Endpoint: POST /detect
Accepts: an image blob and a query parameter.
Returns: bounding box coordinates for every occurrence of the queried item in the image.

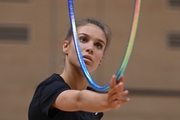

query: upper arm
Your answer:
[52,90,81,112]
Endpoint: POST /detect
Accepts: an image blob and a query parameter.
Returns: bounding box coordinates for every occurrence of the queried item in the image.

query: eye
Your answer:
[79,36,88,43]
[95,43,103,49]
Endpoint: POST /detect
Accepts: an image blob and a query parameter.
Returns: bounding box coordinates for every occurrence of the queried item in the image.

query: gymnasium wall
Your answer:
[0,0,180,120]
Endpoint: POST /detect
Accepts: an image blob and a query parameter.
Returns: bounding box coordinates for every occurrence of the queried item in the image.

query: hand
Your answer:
[107,75,130,109]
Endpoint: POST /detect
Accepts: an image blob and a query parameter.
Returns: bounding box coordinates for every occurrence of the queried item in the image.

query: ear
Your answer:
[99,57,103,66]
[63,40,69,55]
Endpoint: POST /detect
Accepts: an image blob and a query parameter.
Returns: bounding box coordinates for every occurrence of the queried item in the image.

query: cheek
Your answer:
[69,42,76,54]
[96,52,103,62]
[69,48,77,58]
[67,43,77,59]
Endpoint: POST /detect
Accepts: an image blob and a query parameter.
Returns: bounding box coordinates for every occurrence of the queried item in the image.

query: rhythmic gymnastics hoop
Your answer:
[68,0,141,92]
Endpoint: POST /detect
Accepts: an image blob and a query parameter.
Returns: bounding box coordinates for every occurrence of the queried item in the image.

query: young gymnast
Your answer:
[28,18,130,120]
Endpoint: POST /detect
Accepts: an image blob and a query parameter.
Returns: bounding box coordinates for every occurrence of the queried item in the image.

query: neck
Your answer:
[61,65,88,90]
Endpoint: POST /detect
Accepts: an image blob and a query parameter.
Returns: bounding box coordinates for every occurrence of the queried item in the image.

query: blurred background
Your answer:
[0,0,180,120]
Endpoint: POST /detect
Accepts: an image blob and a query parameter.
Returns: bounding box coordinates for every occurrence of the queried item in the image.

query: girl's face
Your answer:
[63,23,107,72]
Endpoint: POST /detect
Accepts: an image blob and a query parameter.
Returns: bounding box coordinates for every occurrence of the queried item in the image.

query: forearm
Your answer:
[77,90,110,112]
[53,75,129,112]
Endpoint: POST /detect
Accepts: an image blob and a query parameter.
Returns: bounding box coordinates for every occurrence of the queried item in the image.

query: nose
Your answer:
[86,42,94,54]
[86,48,93,54]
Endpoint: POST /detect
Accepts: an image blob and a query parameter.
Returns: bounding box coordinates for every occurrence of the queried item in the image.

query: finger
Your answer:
[109,81,123,96]
[116,81,124,94]
[115,75,125,96]
[118,98,130,104]
[110,75,117,89]
[122,90,129,96]
[112,89,129,102]
[117,75,124,84]
[108,94,119,103]
[108,75,117,97]
[114,97,130,105]
[117,90,129,98]
[110,86,125,101]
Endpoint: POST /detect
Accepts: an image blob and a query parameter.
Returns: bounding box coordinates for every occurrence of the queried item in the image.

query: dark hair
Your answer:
[65,18,112,53]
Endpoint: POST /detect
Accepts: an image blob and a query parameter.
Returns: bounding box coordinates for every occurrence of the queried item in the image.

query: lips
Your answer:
[83,55,92,62]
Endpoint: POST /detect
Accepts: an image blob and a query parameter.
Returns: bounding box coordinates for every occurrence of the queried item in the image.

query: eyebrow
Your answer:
[78,33,106,45]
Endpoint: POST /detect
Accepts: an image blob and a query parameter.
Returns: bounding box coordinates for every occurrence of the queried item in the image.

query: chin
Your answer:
[77,61,98,73]
[87,66,98,73]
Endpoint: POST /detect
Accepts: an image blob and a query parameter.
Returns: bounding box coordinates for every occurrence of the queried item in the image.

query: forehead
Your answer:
[77,24,107,43]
